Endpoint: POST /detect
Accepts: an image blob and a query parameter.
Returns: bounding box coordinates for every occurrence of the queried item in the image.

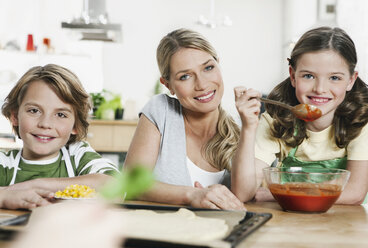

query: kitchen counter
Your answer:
[242,201,368,247]
[1,201,367,247]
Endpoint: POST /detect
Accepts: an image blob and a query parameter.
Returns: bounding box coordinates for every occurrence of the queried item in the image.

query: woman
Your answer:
[124,29,250,210]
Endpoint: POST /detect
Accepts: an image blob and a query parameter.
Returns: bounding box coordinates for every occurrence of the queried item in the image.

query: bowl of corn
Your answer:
[54,184,96,200]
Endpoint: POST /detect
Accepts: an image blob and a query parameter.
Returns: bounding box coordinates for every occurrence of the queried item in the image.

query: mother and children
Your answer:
[1,26,367,211]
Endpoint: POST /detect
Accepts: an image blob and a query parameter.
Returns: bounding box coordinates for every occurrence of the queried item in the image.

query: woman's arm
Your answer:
[125,115,191,205]
[336,160,368,205]
[124,115,245,210]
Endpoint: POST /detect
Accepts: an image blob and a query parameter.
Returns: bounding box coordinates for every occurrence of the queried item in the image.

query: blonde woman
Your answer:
[124,29,250,210]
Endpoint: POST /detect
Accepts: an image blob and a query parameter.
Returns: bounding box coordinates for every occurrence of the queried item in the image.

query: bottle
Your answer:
[26,34,35,52]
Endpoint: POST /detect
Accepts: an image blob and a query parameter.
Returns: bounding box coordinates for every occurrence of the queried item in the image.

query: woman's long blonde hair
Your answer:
[157,28,239,171]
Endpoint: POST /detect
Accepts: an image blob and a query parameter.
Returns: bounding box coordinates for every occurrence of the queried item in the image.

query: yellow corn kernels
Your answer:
[55,184,96,198]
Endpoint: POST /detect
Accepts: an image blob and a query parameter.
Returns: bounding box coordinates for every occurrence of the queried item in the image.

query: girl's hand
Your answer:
[234,87,261,130]
[189,182,247,211]
[0,188,54,210]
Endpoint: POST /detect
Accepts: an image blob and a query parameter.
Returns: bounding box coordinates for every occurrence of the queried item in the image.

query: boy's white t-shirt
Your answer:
[186,157,225,187]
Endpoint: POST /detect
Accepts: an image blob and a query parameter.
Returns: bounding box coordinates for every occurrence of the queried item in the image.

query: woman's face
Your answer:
[290,49,357,125]
[164,48,224,115]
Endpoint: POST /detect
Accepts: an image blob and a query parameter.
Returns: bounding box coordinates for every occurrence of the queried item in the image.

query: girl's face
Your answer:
[162,48,224,115]
[11,80,77,160]
[290,50,357,125]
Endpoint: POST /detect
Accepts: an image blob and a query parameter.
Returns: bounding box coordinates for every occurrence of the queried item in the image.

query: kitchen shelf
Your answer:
[86,119,137,152]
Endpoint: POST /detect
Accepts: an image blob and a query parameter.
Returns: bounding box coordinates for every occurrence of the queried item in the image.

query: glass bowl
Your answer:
[263,167,350,213]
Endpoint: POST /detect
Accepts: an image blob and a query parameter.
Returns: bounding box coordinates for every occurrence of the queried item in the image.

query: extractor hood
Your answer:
[61,0,121,42]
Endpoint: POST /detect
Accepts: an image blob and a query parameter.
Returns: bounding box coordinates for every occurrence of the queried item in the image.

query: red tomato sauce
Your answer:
[301,104,322,122]
[269,183,341,212]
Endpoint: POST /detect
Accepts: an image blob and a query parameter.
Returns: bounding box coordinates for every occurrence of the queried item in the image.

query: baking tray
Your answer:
[0,213,31,241]
[0,204,272,248]
[0,213,30,226]
[119,203,272,248]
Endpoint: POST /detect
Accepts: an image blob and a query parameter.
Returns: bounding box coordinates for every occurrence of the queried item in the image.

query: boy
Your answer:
[0,64,118,209]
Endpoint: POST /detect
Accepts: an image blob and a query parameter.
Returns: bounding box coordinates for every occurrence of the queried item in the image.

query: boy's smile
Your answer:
[11,80,77,161]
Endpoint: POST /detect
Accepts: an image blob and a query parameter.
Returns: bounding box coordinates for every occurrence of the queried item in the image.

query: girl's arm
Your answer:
[124,115,245,210]
[336,160,368,205]
[231,87,268,202]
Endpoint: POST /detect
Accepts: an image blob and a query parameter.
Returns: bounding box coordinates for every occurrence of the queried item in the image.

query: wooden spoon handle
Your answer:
[259,98,293,110]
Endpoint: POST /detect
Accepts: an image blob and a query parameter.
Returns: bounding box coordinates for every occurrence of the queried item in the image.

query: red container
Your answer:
[269,183,341,212]
[26,34,35,51]
[263,167,350,213]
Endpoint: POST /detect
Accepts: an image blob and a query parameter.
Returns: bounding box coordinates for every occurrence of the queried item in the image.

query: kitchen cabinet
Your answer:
[86,119,137,152]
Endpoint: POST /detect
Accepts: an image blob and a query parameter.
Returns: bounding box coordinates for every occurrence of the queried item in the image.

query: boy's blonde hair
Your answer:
[1,64,91,144]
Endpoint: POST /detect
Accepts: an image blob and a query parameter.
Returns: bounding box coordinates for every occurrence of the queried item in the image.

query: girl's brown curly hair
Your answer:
[266,27,368,148]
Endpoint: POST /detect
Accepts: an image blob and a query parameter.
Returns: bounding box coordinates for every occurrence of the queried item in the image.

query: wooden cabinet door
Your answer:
[113,125,137,152]
[86,120,137,152]
[87,124,114,151]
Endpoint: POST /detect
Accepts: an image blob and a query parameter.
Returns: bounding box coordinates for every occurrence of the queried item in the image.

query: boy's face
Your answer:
[11,80,77,160]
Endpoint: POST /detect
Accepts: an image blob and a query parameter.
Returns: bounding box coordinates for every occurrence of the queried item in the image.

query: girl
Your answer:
[233,26,368,205]
[0,64,119,209]
[124,29,247,210]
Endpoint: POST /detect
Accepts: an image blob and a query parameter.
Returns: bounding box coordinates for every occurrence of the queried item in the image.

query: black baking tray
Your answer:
[0,213,31,241]
[119,203,272,248]
[0,204,272,248]
[0,213,30,226]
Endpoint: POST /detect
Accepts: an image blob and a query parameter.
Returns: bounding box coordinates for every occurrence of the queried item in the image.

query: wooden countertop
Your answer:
[242,201,368,247]
[1,202,367,247]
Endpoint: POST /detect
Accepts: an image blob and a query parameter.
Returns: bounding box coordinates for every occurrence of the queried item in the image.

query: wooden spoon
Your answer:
[260,97,322,122]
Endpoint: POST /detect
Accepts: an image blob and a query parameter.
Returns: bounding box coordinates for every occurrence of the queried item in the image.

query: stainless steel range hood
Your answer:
[61,0,121,42]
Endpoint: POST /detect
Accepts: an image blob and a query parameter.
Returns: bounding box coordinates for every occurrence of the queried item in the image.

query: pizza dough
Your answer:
[119,208,229,243]
[28,203,231,248]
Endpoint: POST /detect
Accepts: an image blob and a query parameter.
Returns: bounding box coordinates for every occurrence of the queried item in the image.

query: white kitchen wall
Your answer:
[337,0,368,81]
[2,0,366,122]
[102,0,285,118]
[0,0,284,120]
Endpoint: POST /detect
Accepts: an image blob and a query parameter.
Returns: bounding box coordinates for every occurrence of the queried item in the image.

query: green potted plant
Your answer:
[90,91,106,118]
[96,91,123,120]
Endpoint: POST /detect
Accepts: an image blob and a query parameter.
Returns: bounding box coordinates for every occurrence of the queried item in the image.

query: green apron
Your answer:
[282,146,347,169]
[281,146,367,204]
